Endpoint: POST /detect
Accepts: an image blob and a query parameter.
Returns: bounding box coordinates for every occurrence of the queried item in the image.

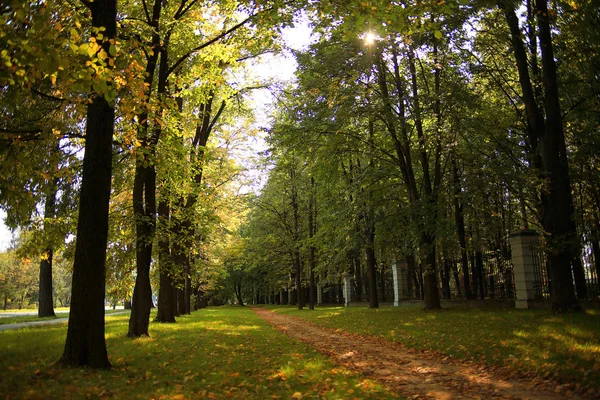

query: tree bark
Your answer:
[308,178,316,310]
[59,0,116,369]
[452,155,472,299]
[442,256,451,299]
[475,250,485,299]
[536,0,582,309]
[290,164,303,310]
[128,0,165,336]
[156,199,175,323]
[38,248,55,317]
[235,284,244,306]
[501,0,580,311]
[39,184,57,318]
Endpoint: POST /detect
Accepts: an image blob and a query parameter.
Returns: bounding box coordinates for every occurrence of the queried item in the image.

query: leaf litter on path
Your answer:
[252,307,588,400]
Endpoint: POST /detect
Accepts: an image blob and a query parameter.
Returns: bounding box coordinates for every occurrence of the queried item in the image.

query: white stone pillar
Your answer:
[392,261,409,306]
[509,230,540,309]
[343,275,353,306]
[317,283,322,305]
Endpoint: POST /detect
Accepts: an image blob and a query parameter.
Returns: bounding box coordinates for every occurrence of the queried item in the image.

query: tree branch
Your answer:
[168,14,255,76]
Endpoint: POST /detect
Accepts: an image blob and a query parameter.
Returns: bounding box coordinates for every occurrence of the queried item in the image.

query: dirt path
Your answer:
[253,307,580,400]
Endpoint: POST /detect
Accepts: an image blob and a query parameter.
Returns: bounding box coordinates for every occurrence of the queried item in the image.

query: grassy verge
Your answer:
[266,305,600,391]
[0,309,126,325]
[0,307,395,399]
[0,313,69,325]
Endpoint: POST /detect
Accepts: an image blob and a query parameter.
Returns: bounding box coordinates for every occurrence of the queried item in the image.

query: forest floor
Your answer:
[253,306,592,400]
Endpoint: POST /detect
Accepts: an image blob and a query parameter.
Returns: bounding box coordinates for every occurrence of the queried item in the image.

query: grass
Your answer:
[0,307,395,399]
[265,305,600,392]
[0,309,126,325]
[0,313,69,325]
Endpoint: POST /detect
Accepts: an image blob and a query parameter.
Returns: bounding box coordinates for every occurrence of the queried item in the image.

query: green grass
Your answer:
[0,307,395,399]
[265,305,600,391]
[0,309,126,325]
[0,313,69,325]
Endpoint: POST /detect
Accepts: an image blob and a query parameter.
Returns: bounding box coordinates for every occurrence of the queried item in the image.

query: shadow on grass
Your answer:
[268,304,600,392]
[1,306,396,399]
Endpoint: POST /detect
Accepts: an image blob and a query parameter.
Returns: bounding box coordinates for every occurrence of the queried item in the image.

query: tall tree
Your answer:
[499,0,581,310]
[60,0,117,368]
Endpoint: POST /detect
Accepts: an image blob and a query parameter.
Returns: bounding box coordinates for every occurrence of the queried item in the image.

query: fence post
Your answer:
[343,275,353,307]
[509,230,540,309]
[392,260,409,306]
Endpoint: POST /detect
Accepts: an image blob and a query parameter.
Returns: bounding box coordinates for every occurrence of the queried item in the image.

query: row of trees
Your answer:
[229,0,599,311]
[1,0,296,368]
[1,0,598,369]
[0,247,72,310]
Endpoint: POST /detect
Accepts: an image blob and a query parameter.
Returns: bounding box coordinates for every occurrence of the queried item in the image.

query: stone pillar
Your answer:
[317,283,322,305]
[509,230,540,309]
[343,275,353,307]
[392,261,409,306]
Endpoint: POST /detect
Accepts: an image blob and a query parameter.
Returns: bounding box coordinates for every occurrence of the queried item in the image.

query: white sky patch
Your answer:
[0,210,13,252]
[236,17,314,195]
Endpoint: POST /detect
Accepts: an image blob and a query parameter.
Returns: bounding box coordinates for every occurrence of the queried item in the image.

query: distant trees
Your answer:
[237,0,600,311]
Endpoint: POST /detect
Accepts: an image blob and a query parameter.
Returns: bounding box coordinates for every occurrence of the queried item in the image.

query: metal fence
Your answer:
[581,242,600,299]
[530,242,551,299]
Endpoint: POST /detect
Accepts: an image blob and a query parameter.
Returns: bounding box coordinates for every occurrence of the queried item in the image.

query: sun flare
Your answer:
[364,31,379,45]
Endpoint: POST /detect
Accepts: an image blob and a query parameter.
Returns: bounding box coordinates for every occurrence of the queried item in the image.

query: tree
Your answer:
[498,0,582,310]
[60,0,117,368]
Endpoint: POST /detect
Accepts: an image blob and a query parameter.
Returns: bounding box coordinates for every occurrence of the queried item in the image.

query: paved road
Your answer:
[0,306,125,318]
[0,310,130,332]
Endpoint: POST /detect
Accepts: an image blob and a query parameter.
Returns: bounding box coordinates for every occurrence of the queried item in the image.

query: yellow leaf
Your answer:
[292,393,303,399]
[98,48,108,61]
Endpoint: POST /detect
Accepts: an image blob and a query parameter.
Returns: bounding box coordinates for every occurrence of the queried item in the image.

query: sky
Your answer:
[0,18,315,253]
[0,210,12,251]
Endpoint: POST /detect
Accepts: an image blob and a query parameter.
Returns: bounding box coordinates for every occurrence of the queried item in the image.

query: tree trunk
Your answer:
[127,0,163,337]
[423,242,441,309]
[185,266,191,314]
[308,177,316,310]
[235,284,244,306]
[171,286,181,317]
[475,250,485,299]
[60,0,116,369]
[39,182,57,318]
[366,238,379,308]
[156,200,175,323]
[291,165,303,310]
[196,289,202,309]
[177,287,186,315]
[452,156,472,299]
[536,0,581,310]
[501,0,580,311]
[38,248,55,318]
[353,256,363,301]
[442,256,451,299]
[128,164,154,337]
[451,260,462,298]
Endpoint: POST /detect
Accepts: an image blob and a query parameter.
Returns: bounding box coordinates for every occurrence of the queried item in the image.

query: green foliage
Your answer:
[0,250,37,309]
